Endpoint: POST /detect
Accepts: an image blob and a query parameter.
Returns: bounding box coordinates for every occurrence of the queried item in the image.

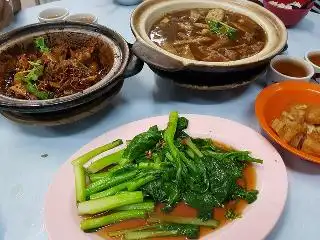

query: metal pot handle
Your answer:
[132,40,185,72]
[280,43,288,54]
[123,43,144,78]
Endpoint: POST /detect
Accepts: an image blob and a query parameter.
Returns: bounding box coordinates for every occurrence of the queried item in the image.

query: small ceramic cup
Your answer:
[305,50,320,74]
[65,13,98,24]
[38,7,69,22]
[115,0,142,6]
[266,55,315,84]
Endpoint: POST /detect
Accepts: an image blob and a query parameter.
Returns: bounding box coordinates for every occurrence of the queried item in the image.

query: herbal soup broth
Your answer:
[149,8,266,62]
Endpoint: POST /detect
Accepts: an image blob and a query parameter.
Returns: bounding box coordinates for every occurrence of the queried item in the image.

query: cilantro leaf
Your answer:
[34,37,50,53]
[207,20,237,40]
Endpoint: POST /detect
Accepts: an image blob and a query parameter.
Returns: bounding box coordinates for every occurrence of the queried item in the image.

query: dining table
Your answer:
[0,0,320,239]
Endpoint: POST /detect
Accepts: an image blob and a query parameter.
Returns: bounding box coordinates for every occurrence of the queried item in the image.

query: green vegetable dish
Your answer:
[72,111,263,239]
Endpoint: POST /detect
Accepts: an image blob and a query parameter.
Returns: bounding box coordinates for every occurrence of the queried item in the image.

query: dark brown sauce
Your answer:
[309,53,320,67]
[96,140,257,240]
[273,60,308,78]
[0,35,113,100]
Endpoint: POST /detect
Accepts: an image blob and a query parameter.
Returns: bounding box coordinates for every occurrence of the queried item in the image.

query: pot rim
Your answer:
[0,22,130,109]
[131,0,288,68]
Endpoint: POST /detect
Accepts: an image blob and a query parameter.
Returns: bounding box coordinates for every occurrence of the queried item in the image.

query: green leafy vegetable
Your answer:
[25,83,52,100]
[175,116,189,138]
[121,125,162,164]
[14,60,52,99]
[14,71,26,82]
[230,185,258,203]
[208,20,237,40]
[158,224,199,239]
[34,37,50,53]
[73,111,263,236]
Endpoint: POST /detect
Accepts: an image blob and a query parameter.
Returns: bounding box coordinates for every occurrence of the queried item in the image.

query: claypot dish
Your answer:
[131,0,287,89]
[0,22,143,113]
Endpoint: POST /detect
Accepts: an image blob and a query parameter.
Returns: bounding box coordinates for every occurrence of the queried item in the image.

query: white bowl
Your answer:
[65,13,98,24]
[305,50,320,74]
[266,55,315,84]
[38,7,69,22]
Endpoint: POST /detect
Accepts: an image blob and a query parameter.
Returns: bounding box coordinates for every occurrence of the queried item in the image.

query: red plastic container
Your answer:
[263,0,314,27]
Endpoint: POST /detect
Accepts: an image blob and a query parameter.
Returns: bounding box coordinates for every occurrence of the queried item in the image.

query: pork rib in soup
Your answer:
[149,8,266,62]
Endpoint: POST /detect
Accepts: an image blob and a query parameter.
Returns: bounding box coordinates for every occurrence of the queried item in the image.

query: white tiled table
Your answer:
[1,1,320,239]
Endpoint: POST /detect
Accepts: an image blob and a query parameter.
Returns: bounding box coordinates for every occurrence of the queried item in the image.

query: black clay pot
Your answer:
[130,0,288,90]
[0,22,143,113]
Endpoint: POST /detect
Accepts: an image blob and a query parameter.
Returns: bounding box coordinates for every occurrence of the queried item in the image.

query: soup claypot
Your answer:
[131,0,287,89]
[0,22,143,113]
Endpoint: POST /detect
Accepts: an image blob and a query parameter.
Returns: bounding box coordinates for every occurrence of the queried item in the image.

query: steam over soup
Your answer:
[149,8,267,62]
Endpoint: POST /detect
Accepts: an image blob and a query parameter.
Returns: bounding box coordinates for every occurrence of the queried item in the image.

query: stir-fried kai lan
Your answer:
[72,111,263,239]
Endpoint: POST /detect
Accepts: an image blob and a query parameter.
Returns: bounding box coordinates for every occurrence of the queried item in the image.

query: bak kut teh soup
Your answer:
[273,60,309,78]
[149,8,267,62]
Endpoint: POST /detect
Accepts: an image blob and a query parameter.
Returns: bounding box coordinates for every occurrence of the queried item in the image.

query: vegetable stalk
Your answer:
[74,165,87,203]
[89,165,122,182]
[89,182,128,200]
[148,215,219,227]
[127,175,157,191]
[72,139,123,166]
[113,201,155,212]
[80,210,146,231]
[86,149,124,173]
[125,230,178,240]
[85,169,138,196]
[108,224,160,237]
[78,191,143,215]
[184,138,203,158]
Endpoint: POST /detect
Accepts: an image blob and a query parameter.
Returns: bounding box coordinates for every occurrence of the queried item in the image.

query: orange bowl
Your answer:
[255,81,320,164]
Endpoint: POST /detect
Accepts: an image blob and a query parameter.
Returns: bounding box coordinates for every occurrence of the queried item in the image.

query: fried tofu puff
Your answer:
[301,131,320,156]
[305,105,320,125]
[271,104,320,156]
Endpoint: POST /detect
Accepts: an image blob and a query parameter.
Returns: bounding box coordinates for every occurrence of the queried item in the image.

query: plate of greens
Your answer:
[45,112,287,240]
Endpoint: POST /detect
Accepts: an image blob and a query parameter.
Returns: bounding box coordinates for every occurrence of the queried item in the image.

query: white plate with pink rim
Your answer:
[44,114,288,240]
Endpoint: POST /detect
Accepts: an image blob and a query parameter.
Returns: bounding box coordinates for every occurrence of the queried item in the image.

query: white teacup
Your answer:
[65,13,98,24]
[266,55,315,84]
[305,50,320,74]
[38,7,69,22]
